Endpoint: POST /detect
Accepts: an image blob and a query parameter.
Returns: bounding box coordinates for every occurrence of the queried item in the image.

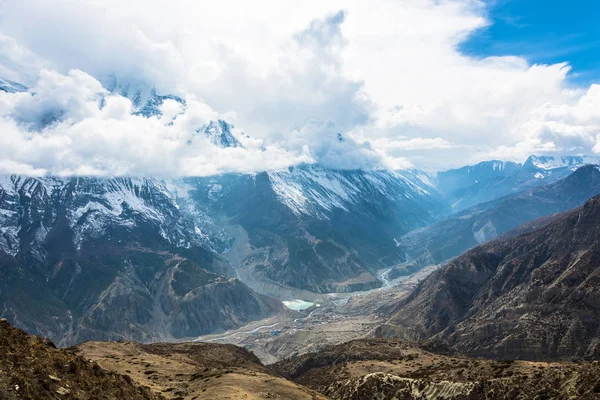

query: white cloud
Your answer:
[9,69,107,128]
[0,159,47,176]
[0,33,47,84]
[369,137,458,151]
[0,70,313,177]
[285,120,384,170]
[468,84,600,163]
[0,0,598,174]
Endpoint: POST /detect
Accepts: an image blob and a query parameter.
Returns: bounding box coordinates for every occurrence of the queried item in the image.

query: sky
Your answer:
[460,0,600,85]
[0,0,599,176]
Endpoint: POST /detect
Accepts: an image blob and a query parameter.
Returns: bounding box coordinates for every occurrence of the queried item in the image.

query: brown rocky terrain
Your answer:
[74,340,327,400]
[0,319,162,400]
[0,317,325,400]
[386,193,600,361]
[5,317,600,400]
[272,338,600,400]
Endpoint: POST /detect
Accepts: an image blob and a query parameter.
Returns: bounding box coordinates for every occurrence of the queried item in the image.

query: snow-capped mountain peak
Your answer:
[200,120,242,148]
[100,75,186,118]
[0,175,231,258]
[134,90,185,118]
[524,155,600,171]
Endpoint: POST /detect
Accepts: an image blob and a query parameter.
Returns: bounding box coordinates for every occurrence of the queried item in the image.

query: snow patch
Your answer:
[473,220,497,243]
[268,166,434,218]
[527,155,600,171]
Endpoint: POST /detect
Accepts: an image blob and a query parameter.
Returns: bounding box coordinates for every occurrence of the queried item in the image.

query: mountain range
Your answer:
[437,155,600,212]
[0,163,449,345]
[392,164,600,273]
[3,78,600,399]
[385,193,600,361]
[2,156,597,346]
[3,77,600,349]
[0,175,282,346]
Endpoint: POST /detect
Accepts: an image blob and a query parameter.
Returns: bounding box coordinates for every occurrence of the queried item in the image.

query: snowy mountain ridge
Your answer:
[3,152,594,260]
[0,175,231,260]
[95,79,245,149]
[435,154,600,212]
[267,165,436,218]
[200,120,243,148]
[523,155,600,171]
[0,166,439,258]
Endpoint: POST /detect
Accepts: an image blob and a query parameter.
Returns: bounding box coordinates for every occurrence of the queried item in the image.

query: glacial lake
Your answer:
[282,299,314,310]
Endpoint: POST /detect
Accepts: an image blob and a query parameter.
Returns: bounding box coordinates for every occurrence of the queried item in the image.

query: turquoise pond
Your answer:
[282,300,314,311]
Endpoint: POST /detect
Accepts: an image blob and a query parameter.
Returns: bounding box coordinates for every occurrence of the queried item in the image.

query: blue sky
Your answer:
[460,0,600,86]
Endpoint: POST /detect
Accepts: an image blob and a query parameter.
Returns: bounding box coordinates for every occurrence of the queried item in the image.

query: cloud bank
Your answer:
[0,0,599,175]
[0,69,311,176]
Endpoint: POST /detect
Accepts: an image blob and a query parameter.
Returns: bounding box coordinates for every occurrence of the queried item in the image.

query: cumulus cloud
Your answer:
[7,69,107,129]
[0,0,598,174]
[0,70,312,177]
[285,120,384,170]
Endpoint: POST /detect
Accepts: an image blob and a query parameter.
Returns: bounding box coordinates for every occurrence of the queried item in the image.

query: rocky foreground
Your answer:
[2,319,600,399]
[0,319,161,400]
[273,339,600,399]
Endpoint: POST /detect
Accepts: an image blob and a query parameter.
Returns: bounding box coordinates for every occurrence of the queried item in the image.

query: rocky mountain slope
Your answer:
[272,338,600,400]
[0,319,162,400]
[190,166,449,294]
[0,176,281,346]
[436,160,522,196]
[387,193,600,361]
[0,163,448,345]
[393,164,600,271]
[0,318,325,400]
[437,155,599,212]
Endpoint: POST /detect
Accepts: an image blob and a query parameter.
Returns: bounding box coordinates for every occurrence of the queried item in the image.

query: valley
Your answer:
[1,154,599,351]
[193,264,441,363]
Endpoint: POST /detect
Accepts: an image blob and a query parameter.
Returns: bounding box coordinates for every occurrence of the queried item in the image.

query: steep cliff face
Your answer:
[0,176,280,346]
[393,165,600,270]
[387,194,600,361]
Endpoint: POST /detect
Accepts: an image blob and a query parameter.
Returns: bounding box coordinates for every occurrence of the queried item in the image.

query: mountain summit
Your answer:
[200,120,243,148]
